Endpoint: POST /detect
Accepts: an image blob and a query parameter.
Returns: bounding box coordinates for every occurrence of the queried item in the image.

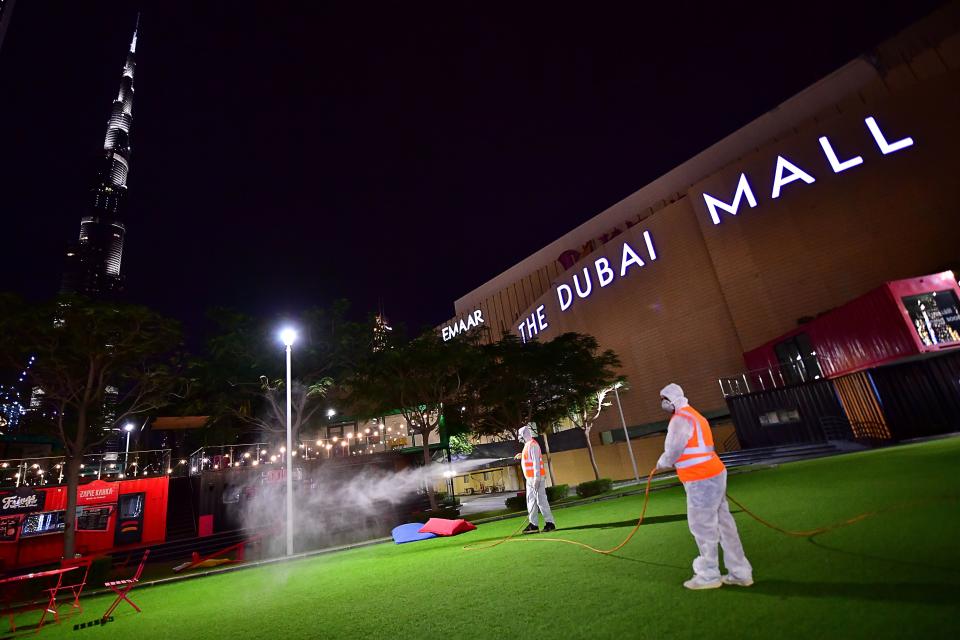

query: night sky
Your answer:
[0,1,946,338]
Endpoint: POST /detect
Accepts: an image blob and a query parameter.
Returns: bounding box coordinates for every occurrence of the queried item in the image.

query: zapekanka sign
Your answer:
[77,480,119,506]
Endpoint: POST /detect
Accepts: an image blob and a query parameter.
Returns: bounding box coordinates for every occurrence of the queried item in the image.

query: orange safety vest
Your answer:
[522,440,546,479]
[674,406,725,483]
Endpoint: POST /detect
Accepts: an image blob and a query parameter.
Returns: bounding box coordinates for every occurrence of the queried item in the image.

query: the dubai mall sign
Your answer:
[513,115,914,343]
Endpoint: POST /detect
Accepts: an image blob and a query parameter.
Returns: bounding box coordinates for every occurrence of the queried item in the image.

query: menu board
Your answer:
[20,510,66,537]
[76,505,114,532]
[0,515,21,542]
[902,290,960,346]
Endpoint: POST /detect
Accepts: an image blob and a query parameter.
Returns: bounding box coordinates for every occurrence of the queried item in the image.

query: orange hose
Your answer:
[464,468,658,554]
[463,466,938,555]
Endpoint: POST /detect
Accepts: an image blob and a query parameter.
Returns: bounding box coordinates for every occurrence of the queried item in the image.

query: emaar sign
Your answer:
[702,116,914,225]
[441,309,484,341]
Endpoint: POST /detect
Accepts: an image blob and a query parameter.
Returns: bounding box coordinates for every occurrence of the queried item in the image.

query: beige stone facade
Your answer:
[446,5,960,437]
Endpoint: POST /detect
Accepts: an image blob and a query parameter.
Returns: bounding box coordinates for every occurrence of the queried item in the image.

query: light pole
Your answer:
[279,327,297,556]
[612,383,640,483]
[124,422,135,474]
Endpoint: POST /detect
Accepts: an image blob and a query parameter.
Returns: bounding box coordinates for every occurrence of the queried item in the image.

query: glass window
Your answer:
[774,332,822,385]
[901,290,960,346]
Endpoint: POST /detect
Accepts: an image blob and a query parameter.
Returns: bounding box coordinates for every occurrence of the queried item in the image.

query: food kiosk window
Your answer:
[21,510,66,537]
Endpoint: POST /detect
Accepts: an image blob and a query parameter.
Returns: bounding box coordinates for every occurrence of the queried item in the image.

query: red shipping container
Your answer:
[744,271,960,379]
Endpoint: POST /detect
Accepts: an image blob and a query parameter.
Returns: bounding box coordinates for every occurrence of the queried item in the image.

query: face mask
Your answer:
[661,399,674,412]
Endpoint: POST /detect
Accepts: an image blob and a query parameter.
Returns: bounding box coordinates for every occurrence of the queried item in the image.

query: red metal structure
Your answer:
[0,476,168,571]
[744,272,960,380]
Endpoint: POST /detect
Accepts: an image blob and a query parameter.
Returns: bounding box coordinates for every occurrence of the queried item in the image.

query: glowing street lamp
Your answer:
[124,422,135,471]
[611,382,640,483]
[279,326,297,556]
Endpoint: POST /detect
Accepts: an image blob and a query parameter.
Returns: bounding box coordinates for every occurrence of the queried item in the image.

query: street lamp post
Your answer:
[612,384,640,483]
[280,328,297,556]
[123,423,135,474]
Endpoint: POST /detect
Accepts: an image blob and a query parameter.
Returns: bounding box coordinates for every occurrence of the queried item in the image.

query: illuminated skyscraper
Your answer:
[61,17,139,298]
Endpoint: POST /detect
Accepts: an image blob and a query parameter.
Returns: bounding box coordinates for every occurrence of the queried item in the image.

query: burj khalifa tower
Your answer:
[61,17,140,298]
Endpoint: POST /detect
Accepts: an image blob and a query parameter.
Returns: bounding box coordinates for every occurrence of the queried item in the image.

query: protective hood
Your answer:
[518,425,534,443]
[659,383,689,409]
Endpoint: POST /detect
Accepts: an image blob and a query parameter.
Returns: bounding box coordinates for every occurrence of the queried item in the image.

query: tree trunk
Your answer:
[62,454,83,559]
[421,430,437,510]
[583,425,601,481]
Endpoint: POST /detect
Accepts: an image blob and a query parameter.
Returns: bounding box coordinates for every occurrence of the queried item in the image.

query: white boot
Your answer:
[721,574,754,587]
[683,576,722,590]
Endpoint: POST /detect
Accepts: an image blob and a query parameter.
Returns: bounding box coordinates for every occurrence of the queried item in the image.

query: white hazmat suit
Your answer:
[657,383,753,590]
[518,425,555,532]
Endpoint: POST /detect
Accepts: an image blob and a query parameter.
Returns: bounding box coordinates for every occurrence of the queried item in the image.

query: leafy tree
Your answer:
[544,333,622,481]
[345,331,474,509]
[466,335,551,442]
[186,303,370,442]
[0,295,183,558]
[447,433,474,459]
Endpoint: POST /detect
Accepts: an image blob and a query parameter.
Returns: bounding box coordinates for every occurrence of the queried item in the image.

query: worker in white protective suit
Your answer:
[656,383,753,590]
[514,425,556,534]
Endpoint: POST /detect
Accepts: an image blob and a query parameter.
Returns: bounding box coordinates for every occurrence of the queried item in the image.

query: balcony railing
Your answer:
[718,355,827,398]
[0,449,175,490]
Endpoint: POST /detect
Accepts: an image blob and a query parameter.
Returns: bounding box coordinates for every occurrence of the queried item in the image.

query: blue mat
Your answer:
[392,522,437,544]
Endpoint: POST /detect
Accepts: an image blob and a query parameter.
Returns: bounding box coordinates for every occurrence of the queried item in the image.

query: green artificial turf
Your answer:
[29,438,960,639]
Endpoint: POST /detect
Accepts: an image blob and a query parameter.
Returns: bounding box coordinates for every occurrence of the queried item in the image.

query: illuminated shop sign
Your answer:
[519,231,658,343]
[702,116,914,225]
[441,309,485,341]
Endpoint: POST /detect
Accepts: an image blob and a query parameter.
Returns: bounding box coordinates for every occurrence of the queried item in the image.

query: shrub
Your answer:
[576,478,613,498]
[504,494,526,511]
[545,484,569,502]
[432,506,461,519]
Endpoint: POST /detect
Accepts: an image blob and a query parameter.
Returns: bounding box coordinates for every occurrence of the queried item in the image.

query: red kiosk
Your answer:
[0,477,169,570]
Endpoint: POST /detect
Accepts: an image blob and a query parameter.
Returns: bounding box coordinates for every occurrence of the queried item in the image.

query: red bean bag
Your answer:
[418,518,477,536]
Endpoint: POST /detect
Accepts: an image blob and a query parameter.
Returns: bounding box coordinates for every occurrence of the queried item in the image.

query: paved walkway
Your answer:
[458,492,512,515]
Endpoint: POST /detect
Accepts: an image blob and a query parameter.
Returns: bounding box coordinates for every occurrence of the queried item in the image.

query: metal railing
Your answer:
[718,355,827,398]
[0,449,174,489]
[186,433,415,476]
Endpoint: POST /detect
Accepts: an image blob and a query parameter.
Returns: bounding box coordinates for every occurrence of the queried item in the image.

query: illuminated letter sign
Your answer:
[441,309,484,341]
[865,116,913,154]
[553,230,658,315]
[557,284,573,311]
[518,305,549,343]
[703,173,758,225]
[704,115,914,225]
[770,156,815,199]
[818,136,862,173]
[595,258,614,287]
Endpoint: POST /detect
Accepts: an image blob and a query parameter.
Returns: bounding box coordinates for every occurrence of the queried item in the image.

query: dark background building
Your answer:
[0,0,14,54]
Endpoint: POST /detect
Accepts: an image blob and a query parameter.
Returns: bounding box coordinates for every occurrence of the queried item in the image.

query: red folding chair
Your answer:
[101,549,149,621]
[47,556,94,614]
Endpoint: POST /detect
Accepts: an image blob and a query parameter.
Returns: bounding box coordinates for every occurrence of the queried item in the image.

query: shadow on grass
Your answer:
[807,537,960,576]
[558,513,687,531]
[749,579,960,605]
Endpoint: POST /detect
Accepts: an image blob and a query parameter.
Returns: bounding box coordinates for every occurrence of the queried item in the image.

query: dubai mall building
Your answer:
[442,4,960,448]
